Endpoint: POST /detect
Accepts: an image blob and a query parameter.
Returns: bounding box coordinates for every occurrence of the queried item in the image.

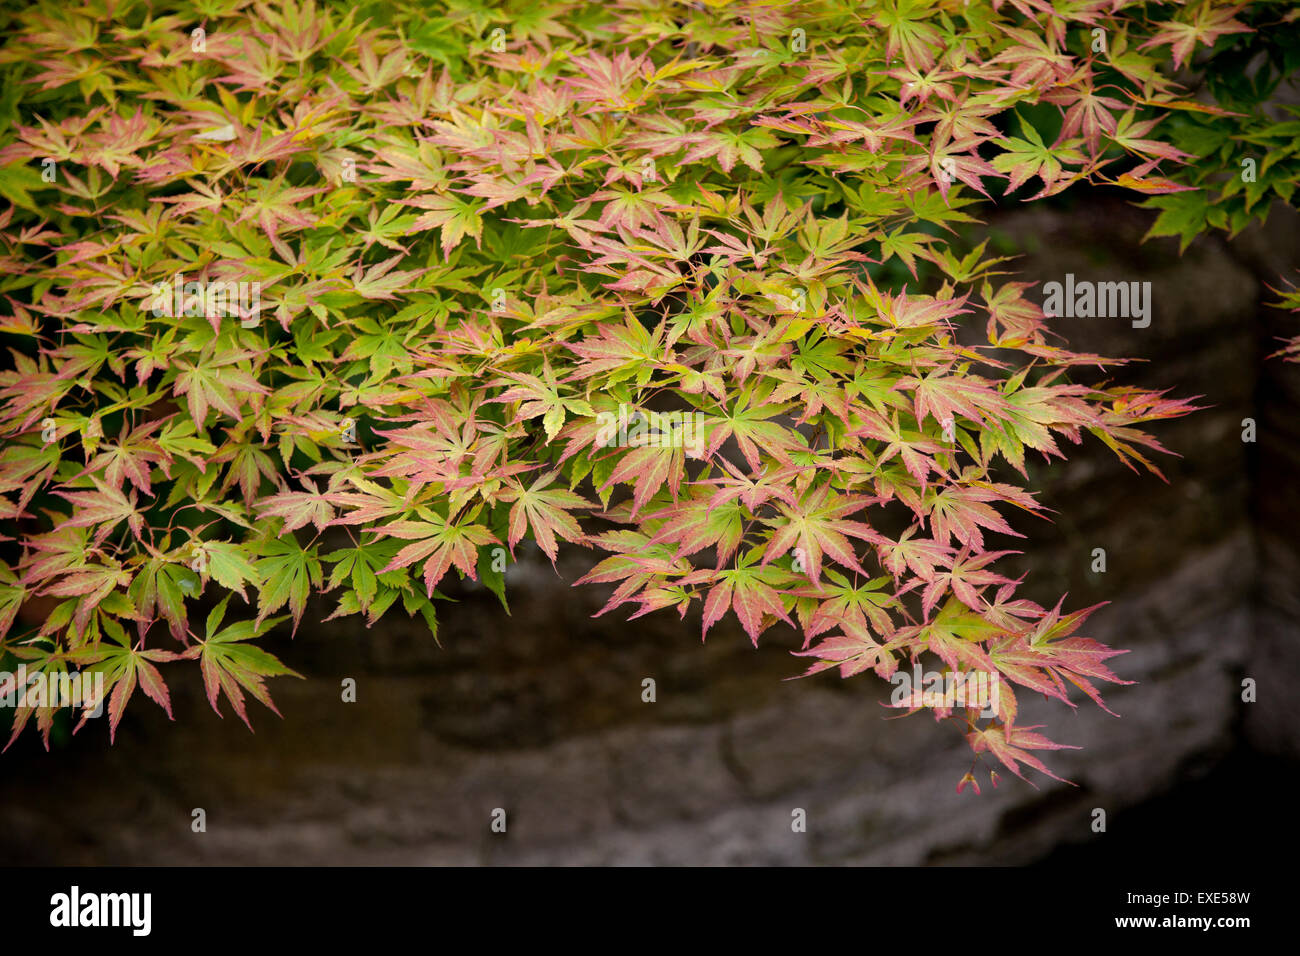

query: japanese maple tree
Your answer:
[0,0,1297,788]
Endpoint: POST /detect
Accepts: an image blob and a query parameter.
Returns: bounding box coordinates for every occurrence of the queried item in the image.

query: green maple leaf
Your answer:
[199,540,262,600]
[990,121,1085,197]
[1141,191,1212,252]
[323,538,406,614]
[254,536,322,631]
[128,559,200,640]
[187,596,302,729]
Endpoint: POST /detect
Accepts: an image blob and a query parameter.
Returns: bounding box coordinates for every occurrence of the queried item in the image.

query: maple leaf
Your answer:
[254,537,322,631]
[996,597,1133,713]
[574,529,692,619]
[990,122,1086,198]
[66,617,182,741]
[53,479,144,543]
[681,126,780,173]
[234,178,324,255]
[921,548,1017,618]
[982,280,1047,346]
[257,484,337,534]
[598,443,689,516]
[1046,84,1125,155]
[873,0,943,71]
[1109,110,1195,165]
[705,391,802,471]
[492,365,594,441]
[342,36,411,92]
[925,483,1029,551]
[879,527,953,582]
[566,314,663,383]
[195,540,262,601]
[128,558,199,641]
[185,597,302,730]
[83,421,164,495]
[645,490,746,567]
[693,552,796,645]
[1140,5,1252,70]
[794,621,899,679]
[794,569,900,646]
[322,538,406,617]
[323,477,415,526]
[901,369,1010,431]
[967,723,1079,787]
[173,355,270,427]
[400,192,485,257]
[908,598,1000,676]
[351,253,425,300]
[498,471,592,562]
[761,485,885,586]
[563,50,648,109]
[877,226,936,277]
[374,512,498,596]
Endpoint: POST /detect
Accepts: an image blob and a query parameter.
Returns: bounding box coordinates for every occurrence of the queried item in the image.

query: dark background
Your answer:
[0,190,1297,867]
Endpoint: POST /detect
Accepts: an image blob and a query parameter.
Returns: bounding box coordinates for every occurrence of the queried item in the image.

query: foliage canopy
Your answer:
[0,0,1297,786]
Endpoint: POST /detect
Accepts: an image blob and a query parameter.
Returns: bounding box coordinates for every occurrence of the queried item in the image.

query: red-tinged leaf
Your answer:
[879,528,953,582]
[761,485,885,585]
[374,514,497,596]
[67,621,183,741]
[794,623,897,680]
[925,484,1026,551]
[172,359,269,427]
[1139,6,1252,70]
[599,443,684,516]
[499,471,591,561]
[645,492,746,567]
[256,487,336,534]
[1113,172,1198,195]
[967,723,1079,788]
[698,560,795,645]
[53,480,143,543]
[400,193,484,257]
[351,252,424,299]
